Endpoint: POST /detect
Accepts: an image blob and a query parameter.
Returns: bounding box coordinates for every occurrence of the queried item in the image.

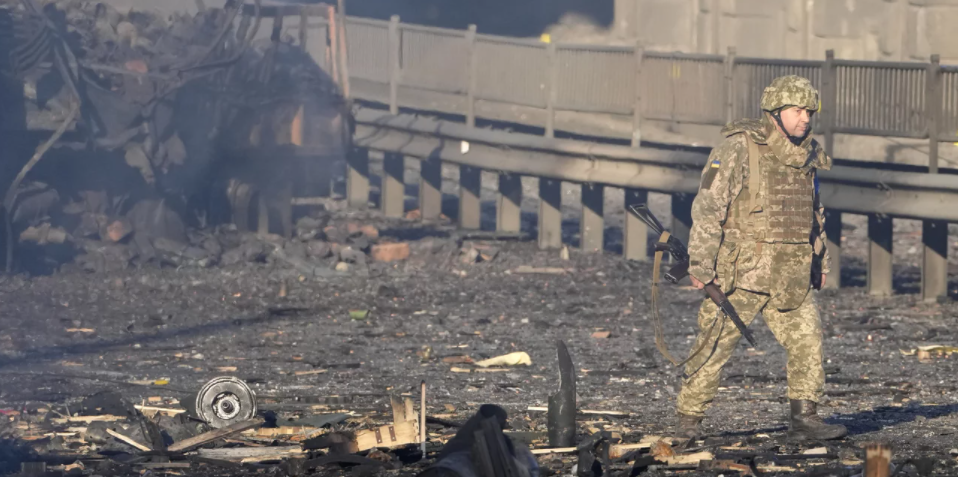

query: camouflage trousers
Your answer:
[676,288,824,417]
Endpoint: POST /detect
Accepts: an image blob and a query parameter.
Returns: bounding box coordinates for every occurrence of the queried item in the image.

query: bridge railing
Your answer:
[329,15,958,159]
[288,12,957,301]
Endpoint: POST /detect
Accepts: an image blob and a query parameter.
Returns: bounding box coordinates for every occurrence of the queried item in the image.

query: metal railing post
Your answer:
[465,24,478,127]
[388,15,400,114]
[823,209,842,290]
[632,41,644,147]
[822,49,836,157]
[546,42,557,138]
[724,46,736,123]
[922,54,947,302]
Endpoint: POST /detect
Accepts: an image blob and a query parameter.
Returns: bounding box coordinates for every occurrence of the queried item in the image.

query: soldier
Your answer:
[674,75,847,441]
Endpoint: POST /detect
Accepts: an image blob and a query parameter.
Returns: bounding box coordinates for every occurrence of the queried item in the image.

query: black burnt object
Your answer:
[576,431,615,477]
[418,404,540,477]
[547,339,576,448]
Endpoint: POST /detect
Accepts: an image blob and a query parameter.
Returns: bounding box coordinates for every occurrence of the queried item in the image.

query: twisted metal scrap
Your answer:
[4,102,79,272]
[0,0,262,271]
[13,0,83,118]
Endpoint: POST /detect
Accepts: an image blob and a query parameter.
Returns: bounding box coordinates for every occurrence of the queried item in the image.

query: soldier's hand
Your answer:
[821,274,827,288]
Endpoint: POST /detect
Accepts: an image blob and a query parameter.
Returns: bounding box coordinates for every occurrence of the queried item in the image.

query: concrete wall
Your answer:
[614,0,958,62]
[99,0,958,62]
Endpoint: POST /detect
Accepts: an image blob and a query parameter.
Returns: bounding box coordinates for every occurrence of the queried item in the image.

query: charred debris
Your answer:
[0,1,942,476]
[0,339,916,477]
[0,0,349,275]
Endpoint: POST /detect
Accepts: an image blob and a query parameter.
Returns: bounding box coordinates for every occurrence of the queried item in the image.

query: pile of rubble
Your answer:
[0,348,897,477]
[0,0,348,274]
[23,197,413,274]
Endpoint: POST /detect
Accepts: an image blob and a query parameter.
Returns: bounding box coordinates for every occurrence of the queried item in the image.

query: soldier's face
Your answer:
[779,107,811,137]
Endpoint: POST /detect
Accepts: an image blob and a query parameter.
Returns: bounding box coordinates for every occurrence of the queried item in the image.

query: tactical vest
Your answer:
[723,135,815,244]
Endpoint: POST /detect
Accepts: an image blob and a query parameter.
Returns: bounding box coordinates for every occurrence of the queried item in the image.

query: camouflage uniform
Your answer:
[675,76,846,441]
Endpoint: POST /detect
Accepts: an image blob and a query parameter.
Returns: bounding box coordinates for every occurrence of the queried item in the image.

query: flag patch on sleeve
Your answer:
[701,160,720,189]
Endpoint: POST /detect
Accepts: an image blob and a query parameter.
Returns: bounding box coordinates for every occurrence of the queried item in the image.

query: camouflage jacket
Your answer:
[687,118,831,306]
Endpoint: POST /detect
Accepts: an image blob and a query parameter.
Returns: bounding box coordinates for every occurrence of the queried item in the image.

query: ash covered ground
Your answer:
[1,164,958,476]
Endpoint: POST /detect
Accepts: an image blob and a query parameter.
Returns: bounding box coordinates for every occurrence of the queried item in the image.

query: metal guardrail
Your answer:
[346,106,957,300]
[353,107,958,222]
[347,108,958,300]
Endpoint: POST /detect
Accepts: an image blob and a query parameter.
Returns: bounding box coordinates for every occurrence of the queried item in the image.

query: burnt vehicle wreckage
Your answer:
[0,0,349,274]
[0,1,957,477]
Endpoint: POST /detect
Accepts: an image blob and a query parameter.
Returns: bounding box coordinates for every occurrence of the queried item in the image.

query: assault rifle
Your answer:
[628,204,758,347]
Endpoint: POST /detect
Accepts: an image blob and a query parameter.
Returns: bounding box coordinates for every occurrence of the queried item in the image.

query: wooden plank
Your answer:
[106,428,151,452]
[168,418,265,453]
[529,436,677,458]
[661,451,714,466]
[354,420,419,451]
[198,446,305,460]
[608,436,678,459]
[243,426,319,438]
[134,405,186,415]
[530,447,576,455]
[52,415,124,424]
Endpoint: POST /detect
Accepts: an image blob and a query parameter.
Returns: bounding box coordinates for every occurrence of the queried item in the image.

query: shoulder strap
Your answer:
[744,135,763,214]
[651,231,718,368]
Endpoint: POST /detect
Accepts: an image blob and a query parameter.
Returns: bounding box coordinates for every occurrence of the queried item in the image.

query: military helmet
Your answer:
[760,75,820,112]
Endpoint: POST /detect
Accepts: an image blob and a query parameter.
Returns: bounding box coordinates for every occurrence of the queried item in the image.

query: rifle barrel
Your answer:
[628,204,665,235]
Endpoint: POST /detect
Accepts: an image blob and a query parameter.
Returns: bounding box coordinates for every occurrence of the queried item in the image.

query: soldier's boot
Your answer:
[675,413,704,439]
[787,399,847,441]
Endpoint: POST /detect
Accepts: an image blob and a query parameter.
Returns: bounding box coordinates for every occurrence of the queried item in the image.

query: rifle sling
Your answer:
[651,231,719,368]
